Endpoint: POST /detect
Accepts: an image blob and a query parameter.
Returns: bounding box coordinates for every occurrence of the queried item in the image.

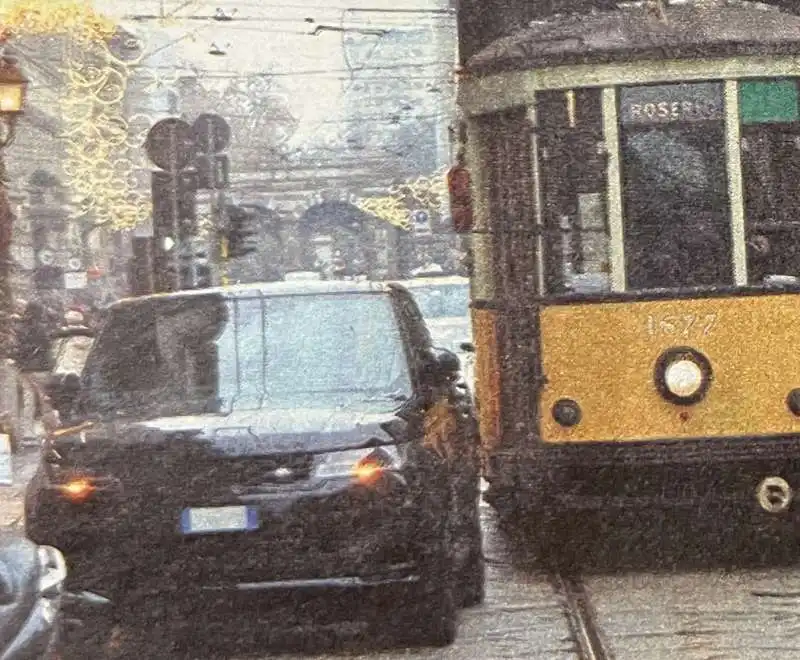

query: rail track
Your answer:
[554,573,612,660]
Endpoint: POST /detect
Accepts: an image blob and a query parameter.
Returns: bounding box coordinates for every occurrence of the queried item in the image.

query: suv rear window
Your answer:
[82,292,412,416]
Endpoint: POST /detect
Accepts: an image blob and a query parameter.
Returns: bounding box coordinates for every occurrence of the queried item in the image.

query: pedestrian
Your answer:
[13,301,53,373]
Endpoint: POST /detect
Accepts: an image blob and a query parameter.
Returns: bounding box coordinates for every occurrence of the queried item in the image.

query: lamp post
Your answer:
[0,54,28,357]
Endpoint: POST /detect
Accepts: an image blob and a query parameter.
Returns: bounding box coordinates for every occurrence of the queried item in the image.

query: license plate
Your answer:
[180,506,259,535]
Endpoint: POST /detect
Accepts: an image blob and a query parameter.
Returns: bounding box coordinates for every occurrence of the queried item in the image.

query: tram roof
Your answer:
[466,2,800,77]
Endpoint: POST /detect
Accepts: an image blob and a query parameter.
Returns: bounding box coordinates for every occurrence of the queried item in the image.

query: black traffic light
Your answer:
[178,239,213,290]
[152,170,199,292]
[224,204,259,258]
[196,154,230,190]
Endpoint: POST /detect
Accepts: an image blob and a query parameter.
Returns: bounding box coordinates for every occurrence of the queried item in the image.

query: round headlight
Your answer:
[654,347,712,406]
[664,359,703,398]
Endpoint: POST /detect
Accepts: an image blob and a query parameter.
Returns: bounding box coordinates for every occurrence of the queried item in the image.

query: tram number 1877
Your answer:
[645,313,718,338]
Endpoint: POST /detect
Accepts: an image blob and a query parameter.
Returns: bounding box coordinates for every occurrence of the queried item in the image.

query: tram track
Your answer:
[554,573,613,660]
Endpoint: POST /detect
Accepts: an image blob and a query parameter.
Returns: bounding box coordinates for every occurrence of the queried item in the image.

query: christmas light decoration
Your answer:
[356,168,449,231]
[0,1,189,230]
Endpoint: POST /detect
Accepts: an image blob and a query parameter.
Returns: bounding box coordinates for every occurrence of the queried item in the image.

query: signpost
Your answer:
[140,113,232,293]
[145,118,199,293]
[193,113,231,154]
[619,82,724,125]
[145,118,196,172]
[192,113,231,285]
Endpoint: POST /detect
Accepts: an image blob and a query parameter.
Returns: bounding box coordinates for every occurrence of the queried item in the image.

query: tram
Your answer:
[448,0,800,531]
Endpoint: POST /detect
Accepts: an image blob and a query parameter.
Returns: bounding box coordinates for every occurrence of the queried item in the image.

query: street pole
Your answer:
[192,114,231,288]
[212,189,230,286]
[0,55,28,357]
[0,154,14,357]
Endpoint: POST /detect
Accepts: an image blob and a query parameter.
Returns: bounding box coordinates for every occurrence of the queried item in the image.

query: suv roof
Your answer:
[111,280,394,310]
[393,276,469,289]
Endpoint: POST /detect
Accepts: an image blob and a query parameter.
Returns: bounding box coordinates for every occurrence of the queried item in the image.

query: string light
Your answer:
[0,0,160,230]
[356,168,449,231]
[0,1,449,235]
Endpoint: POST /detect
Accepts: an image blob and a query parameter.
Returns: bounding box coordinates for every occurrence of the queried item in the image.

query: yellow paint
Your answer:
[51,420,94,438]
[472,308,501,453]
[566,89,576,127]
[423,397,458,461]
[539,294,800,443]
[219,236,230,286]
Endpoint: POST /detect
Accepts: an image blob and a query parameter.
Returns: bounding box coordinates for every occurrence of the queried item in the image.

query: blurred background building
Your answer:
[5,0,462,307]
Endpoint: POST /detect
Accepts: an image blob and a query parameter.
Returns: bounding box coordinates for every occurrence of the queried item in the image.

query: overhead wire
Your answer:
[4,0,455,233]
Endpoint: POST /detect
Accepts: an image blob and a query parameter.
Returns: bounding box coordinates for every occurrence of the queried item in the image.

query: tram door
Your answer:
[536,90,609,294]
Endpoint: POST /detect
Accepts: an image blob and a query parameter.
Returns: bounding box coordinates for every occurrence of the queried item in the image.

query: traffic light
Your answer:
[178,239,212,290]
[224,204,259,258]
[196,154,230,190]
[152,170,199,292]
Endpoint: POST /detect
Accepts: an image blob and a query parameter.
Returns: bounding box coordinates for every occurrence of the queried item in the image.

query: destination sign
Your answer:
[619,82,724,125]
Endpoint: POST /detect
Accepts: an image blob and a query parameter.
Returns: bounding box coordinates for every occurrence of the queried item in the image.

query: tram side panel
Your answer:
[537,294,800,444]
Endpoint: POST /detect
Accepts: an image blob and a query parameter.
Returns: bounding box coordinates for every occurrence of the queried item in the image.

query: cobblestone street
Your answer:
[0,448,37,528]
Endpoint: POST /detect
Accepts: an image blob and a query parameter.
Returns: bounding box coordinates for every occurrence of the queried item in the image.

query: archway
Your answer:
[298,201,390,279]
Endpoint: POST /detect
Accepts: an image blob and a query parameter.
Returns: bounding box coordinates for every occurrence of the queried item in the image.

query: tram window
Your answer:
[739,78,800,284]
[536,88,611,295]
[619,81,733,290]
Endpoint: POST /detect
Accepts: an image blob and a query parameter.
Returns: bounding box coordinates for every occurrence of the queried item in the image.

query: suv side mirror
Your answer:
[420,347,462,387]
[435,348,461,376]
[459,341,475,353]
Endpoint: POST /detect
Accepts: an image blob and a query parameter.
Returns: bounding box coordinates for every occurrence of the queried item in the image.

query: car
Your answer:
[24,279,484,655]
[0,532,67,659]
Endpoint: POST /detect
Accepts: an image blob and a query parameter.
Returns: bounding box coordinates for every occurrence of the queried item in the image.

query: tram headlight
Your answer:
[664,360,703,397]
[654,348,712,405]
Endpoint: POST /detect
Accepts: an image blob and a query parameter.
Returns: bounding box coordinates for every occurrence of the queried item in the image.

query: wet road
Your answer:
[245,506,800,660]
[259,502,578,660]
[586,568,800,659]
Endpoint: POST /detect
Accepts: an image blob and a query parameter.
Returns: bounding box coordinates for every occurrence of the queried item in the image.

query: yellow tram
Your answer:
[448,1,800,529]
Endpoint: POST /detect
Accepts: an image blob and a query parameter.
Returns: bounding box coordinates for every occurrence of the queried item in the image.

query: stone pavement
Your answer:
[0,448,39,529]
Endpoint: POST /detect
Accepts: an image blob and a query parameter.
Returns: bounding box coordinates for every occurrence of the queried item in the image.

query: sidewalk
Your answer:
[0,447,39,529]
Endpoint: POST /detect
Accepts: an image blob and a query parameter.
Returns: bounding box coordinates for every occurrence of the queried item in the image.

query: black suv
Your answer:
[25,280,483,655]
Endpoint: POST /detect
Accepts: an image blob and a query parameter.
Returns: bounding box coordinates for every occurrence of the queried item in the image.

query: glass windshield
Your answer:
[217,293,411,409]
[409,283,469,319]
[81,292,411,416]
[619,82,733,289]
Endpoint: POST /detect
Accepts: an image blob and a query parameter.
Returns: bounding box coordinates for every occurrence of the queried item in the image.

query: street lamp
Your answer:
[0,54,28,357]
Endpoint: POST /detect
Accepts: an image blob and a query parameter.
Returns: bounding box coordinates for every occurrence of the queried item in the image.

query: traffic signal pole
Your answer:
[214,191,230,286]
[141,114,231,294]
[194,113,232,288]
